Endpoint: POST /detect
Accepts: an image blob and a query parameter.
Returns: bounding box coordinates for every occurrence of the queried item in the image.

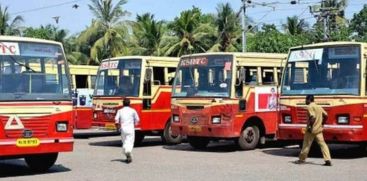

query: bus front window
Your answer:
[0,42,71,101]
[282,46,361,95]
[94,59,141,97]
[172,55,233,98]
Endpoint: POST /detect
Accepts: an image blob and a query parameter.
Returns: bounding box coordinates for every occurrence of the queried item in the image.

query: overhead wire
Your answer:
[10,0,85,16]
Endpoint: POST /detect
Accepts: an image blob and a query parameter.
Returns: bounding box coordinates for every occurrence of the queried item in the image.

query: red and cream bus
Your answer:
[69,65,98,129]
[0,36,73,171]
[278,42,367,147]
[92,56,181,144]
[171,52,286,150]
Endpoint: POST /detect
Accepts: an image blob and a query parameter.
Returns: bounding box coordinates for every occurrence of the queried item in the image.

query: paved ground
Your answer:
[1,133,367,181]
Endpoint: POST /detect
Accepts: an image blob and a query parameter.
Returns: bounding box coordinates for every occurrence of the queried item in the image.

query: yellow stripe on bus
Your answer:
[141,109,171,113]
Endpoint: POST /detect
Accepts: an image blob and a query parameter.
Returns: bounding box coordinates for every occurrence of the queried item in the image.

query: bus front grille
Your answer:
[296,108,308,123]
[2,117,49,138]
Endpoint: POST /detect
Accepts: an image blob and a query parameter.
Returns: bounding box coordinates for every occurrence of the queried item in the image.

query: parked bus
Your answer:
[69,65,98,129]
[0,36,73,171]
[171,52,287,150]
[92,56,181,144]
[278,42,367,147]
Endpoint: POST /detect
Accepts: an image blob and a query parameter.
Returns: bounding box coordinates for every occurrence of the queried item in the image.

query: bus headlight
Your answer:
[56,122,68,132]
[337,115,349,124]
[212,116,221,124]
[93,112,98,119]
[172,115,180,123]
[284,115,292,123]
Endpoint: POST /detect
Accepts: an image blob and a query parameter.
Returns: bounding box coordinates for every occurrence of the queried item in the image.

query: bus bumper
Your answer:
[278,124,365,142]
[172,124,238,138]
[0,137,74,157]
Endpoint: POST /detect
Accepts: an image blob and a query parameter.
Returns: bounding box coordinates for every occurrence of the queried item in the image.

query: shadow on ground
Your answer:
[262,144,367,159]
[74,131,120,139]
[88,136,164,148]
[164,140,292,153]
[0,159,70,178]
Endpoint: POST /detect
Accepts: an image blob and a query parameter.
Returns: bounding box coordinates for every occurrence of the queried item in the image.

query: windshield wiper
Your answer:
[8,56,37,73]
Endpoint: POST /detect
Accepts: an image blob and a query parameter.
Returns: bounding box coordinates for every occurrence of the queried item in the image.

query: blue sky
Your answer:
[1,0,365,35]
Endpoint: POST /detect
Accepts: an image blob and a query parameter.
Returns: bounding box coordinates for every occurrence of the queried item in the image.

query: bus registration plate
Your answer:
[16,138,40,147]
[188,125,202,132]
[105,123,116,130]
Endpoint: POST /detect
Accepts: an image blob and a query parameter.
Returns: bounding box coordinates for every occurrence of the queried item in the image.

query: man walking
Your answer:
[295,95,332,166]
[115,98,140,163]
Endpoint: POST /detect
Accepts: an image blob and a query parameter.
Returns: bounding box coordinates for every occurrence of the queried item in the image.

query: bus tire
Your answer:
[238,125,260,150]
[134,131,145,146]
[162,121,182,145]
[25,153,58,172]
[188,136,209,149]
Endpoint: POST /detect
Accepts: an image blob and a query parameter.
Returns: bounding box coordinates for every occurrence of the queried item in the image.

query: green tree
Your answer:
[283,16,308,35]
[132,13,164,56]
[349,5,367,40]
[23,24,67,43]
[248,24,310,53]
[78,0,129,63]
[209,3,241,52]
[0,5,23,36]
[163,7,215,57]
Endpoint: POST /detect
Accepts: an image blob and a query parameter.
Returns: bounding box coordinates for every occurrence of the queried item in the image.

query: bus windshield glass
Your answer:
[172,55,233,98]
[282,45,361,95]
[0,41,71,101]
[94,59,141,97]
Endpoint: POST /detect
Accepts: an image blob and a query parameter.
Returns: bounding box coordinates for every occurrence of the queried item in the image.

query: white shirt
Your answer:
[114,106,140,130]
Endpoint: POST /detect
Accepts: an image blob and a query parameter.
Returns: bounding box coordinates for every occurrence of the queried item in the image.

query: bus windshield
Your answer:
[0,41,71,101]
[172,55,233,98]
[94,59,141,97]
[282,45,361,95]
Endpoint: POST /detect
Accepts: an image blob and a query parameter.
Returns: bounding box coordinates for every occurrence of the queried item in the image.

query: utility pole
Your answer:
[310,0,343,42]
[241,0,247,52]
[238,0,277,53]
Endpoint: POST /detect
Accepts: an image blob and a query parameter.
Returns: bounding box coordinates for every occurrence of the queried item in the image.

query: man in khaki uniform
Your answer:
[295,95,332,166]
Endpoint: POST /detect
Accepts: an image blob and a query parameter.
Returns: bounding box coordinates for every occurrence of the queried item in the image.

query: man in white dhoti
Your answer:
[115,98,140,163]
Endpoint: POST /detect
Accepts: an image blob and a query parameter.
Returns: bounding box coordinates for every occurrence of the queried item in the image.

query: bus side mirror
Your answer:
[239,99,246,111]
[143,99,151,110]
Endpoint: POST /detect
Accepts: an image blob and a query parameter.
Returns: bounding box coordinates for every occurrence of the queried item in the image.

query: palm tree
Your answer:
[209,3,241,52]
[132,13,164,56]
[164,7,215,57]
[283,16,309,35]
[0,5,23,36]
[78,0,129,63]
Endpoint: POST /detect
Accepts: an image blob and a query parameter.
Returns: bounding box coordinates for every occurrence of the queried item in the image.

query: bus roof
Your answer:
[100,56,179,63]
[290,41,367,50]
[180,52,287,59]
[0,36,63,46]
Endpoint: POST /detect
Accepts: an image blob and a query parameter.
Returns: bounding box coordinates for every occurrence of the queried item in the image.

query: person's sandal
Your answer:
[323,160,332,166]
[294,160,305,164]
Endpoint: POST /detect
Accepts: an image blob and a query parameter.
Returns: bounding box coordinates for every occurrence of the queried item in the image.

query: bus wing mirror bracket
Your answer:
[238,67,246,85]
[145,68,152,82]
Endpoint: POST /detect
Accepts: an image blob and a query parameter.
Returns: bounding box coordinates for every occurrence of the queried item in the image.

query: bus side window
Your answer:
[153,67,165,85]
[244,67,257,85]
[262,68,275,85]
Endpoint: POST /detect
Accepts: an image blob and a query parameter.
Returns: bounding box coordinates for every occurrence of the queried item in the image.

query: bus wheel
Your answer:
[25,153,58,172]
[134,131,145,146]
[238,125,260,150]
[162,121,182,145]
[188,136,209,149]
